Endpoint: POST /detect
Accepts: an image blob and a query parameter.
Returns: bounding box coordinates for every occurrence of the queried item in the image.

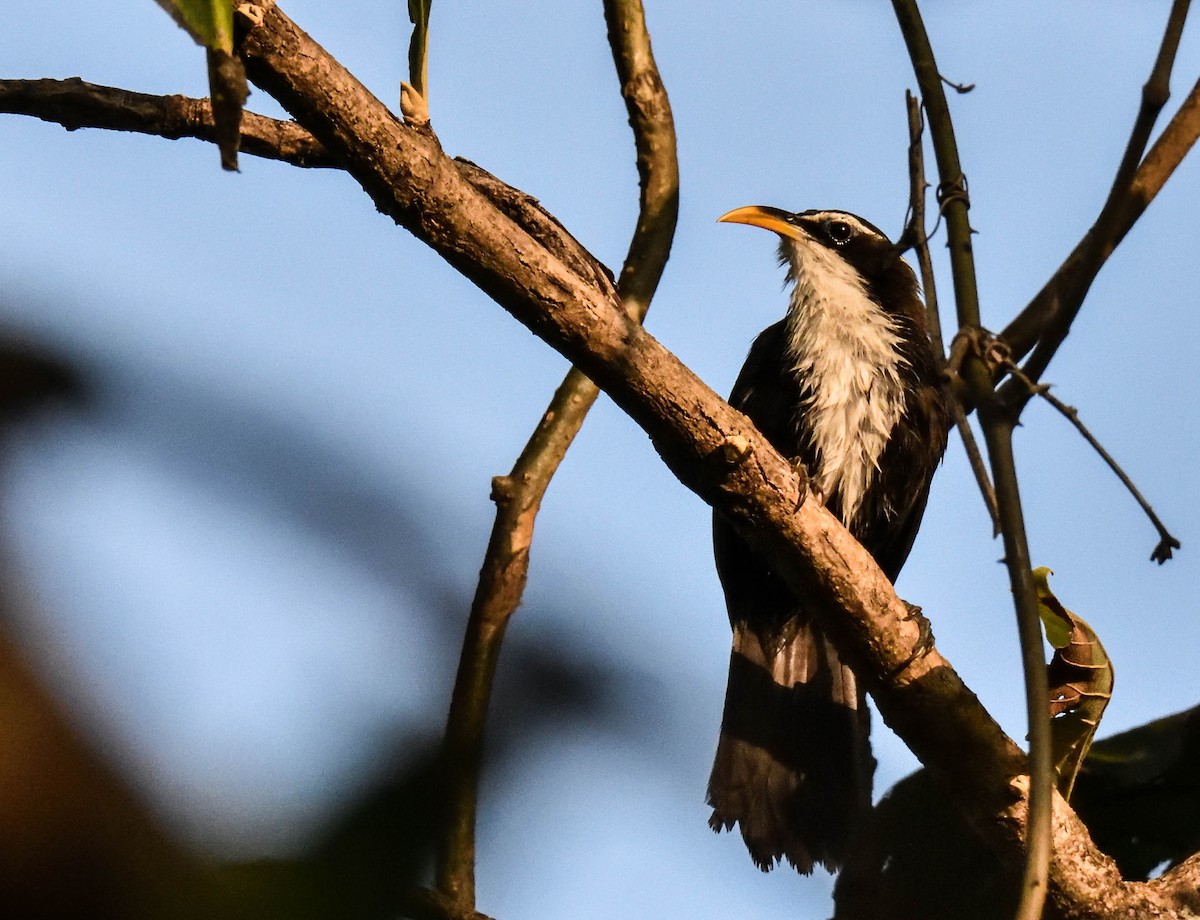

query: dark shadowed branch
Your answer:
[890,0,980,330]
[898,90,998,533]
[891,6,1051,917]
[432,0,678,913]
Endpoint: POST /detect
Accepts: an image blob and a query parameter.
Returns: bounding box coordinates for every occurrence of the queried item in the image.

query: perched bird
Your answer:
[708,206,949,873]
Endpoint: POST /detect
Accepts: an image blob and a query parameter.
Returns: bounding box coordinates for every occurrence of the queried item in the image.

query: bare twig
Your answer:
[890,0,980,330]
[899,94,941,351]
[940,73,975,94]
[1004,364,1180,564]
[1001,0,1194,383]
[0,78,614,293]
[432,0,678,912]
[0,76,336,167]
[899,92,999,533]
[890,6,1050,918]
[977,403,1052,920]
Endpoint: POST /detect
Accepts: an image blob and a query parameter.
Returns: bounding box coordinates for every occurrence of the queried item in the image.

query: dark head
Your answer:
[717,206,920,320]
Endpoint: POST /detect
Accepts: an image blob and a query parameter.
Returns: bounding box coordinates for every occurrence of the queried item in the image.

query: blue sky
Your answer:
[2,2,1199,917]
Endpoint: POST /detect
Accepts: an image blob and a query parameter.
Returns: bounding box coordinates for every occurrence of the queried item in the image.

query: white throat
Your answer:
[783,236,909,526]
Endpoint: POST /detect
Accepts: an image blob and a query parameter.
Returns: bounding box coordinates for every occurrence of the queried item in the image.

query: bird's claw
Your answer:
[789,455,813,513]
[887,601,936,679]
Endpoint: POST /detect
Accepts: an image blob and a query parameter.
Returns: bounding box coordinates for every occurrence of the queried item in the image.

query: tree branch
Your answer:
[0,76,337,167]
[1000,0,1195,384]
[891,0,981,330]
[892,6,1051,918]
[1004,363,1180,564]
[977,404,1052,920]
[898,90,999,533]
[7,2,1199,912]
[229,4,1200,913]
[432,0,677,912]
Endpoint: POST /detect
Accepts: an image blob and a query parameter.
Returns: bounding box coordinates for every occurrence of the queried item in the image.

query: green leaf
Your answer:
[154,0,234,53]
[1033,567,1114,800]
[1032,566,1071,648]
[155,1,244,169]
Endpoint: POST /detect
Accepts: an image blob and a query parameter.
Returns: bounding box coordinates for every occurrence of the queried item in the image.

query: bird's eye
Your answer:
[826,220,853,245]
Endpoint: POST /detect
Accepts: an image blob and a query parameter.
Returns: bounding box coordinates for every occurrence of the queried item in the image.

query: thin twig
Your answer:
[978,403,1053,920]
[899,91,999,532]
[1001,0,1193,382]
[940,73,975,94]
[899,93,942,352]
[1004,364,1180,564]
[890,0,981,330]
[432,0,678,912]
[891,5,1050,918]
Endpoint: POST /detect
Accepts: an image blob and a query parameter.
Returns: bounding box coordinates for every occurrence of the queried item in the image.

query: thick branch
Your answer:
[229,5,1200,914]
[232,0,975,748]
[1008,75,1200,392]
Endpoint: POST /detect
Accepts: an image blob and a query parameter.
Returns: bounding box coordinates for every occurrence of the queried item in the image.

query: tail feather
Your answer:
[707,621,874,873]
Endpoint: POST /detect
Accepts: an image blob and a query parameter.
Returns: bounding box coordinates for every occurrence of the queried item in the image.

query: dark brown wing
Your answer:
[853,314,949,581]
[708,320,873,873]
[712,321,810,631]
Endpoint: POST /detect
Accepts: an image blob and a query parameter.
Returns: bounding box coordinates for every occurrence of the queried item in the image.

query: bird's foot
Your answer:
[887,601,936,679]
[788,456,813,513]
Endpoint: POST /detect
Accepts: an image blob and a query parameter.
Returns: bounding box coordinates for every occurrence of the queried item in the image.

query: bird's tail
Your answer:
[706,620,874,873]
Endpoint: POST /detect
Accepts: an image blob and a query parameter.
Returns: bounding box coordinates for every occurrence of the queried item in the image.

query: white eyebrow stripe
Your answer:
[800,211,885,242]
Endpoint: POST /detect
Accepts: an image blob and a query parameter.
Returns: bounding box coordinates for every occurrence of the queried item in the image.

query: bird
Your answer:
[707,205,950,874]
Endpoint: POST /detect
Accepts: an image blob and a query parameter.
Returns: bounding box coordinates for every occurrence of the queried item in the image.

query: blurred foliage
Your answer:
[0,337,1193,918]
[152,0,245,168]
[0,330,640,919]
[152,0,233,52]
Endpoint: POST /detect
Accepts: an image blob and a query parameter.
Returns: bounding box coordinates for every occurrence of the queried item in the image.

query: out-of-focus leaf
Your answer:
[206,47,249,171]
[154,0,234,52]
[154,1,245,169]
[1033,567,1114,800]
